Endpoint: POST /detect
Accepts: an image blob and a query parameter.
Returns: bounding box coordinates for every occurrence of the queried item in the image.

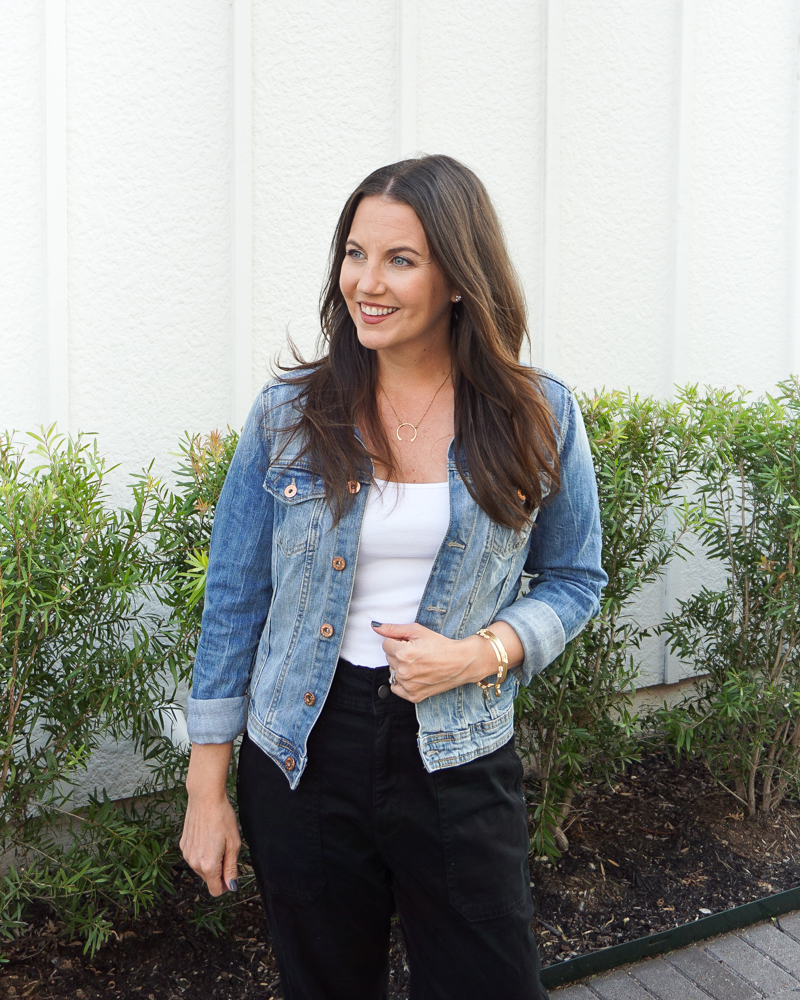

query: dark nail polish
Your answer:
[371,621,382,627]
[228,878,239,892]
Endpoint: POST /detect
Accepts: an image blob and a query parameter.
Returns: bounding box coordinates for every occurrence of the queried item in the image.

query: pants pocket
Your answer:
[436,738,530,922]
[237,731,327,901]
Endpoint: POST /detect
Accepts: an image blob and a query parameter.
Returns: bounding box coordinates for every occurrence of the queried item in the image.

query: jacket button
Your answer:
[284,756,295,771]
[347,480,361,494]
[332,556,346,571]
[284,483,297,498]
[303,691,316,706]
[320,623,334,638]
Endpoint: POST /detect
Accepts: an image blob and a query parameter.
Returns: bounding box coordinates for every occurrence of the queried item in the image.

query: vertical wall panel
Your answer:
[687,1,795,390]
[251,0,397,387]
[540,0,563,372]
[45,0,69,431]
[66,1,232,489]
[397,0,418,160]
[416,1,545,359]
[789,1,800,377]
[557,0,676,397]
[231,0,254,431]
[0,4,46,433]
[669,0,696,393]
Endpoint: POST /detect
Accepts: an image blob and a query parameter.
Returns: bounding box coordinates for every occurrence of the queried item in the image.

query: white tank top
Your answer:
[339,479,450,668]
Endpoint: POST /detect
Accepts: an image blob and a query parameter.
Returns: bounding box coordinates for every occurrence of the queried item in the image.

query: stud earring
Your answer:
[454,294,462,302]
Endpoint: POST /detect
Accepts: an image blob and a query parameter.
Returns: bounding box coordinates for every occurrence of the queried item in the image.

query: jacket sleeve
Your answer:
[186,392,274,743]
[494,390,607,686]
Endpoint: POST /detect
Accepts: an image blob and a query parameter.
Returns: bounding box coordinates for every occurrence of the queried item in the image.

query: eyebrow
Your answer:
[346,239,422,257]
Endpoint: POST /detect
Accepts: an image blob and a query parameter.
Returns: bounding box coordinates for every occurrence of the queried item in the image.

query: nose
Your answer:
[357,260,386,297]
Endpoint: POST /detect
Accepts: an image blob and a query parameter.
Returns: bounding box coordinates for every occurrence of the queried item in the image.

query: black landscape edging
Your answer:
[539,884,800,990]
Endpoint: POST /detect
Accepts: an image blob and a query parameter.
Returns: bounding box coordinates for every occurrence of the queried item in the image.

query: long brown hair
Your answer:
[277,154,560,530]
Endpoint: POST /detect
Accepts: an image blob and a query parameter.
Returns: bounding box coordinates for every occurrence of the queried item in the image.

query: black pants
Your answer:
[237,659,549,1000]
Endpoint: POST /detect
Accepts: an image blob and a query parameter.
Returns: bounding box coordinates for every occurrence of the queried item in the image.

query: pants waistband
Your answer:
[327,658,416,715]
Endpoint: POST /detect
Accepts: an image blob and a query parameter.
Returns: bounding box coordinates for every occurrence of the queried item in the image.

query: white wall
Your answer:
[5,1,799,438]
[1,3,46,430]
[687,1,796,386]
[252,1,398,377]
[557,0,677,395]
[2,0,800,794]
[66,1,233,478]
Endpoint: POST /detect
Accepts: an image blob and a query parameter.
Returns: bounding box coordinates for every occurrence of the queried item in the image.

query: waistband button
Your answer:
[377,684,391,699]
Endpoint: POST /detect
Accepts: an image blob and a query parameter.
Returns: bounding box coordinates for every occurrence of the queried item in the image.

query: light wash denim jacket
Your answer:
[187,368,606,788]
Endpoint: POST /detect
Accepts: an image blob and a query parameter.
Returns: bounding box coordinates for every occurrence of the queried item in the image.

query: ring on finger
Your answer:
[389,670,397,685]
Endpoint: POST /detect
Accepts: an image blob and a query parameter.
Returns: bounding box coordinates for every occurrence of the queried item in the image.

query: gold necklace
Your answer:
[381,370,452,442]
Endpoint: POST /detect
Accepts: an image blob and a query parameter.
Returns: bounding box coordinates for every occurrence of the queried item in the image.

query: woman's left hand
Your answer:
[371,621,523,703]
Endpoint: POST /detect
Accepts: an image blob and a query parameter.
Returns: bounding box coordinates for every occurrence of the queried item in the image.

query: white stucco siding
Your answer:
[557,0,677,398]
[252,0,398,381]
[416,0,545,352]
[66,1,233,486]
[6,0,799,447]
[687,1,795,389]
[0,4,46,433]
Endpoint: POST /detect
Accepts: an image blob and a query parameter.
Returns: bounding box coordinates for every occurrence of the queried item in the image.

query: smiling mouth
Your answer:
[359,303,399,317]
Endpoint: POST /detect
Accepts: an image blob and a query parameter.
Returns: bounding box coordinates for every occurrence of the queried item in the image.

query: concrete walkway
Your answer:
[552,912,800,1000]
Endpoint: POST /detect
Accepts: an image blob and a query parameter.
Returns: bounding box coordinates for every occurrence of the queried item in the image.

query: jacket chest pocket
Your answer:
[263,464,327,557]
[490,511,537,558]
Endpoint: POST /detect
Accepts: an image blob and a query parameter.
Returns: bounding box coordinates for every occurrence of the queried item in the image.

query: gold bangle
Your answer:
[475,628,509,700]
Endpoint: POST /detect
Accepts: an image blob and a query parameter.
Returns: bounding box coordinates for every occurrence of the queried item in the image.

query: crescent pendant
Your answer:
[396,422,418,443]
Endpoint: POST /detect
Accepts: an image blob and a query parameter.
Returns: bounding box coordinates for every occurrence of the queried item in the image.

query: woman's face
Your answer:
[339,196,457,357]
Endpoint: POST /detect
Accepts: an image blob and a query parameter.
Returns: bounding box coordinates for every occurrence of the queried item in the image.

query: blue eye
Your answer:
[392,256,411,267]
[346,248,364,260]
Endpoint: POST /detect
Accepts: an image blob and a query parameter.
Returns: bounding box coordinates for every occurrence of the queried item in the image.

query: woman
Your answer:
[180,155,606,1000]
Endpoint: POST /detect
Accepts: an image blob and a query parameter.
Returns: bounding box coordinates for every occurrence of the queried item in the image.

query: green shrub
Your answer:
[656,380,800,817]
[0,427,239,956]
[152,428,239,630]
[515,389,707,857]
[0,429,186,953]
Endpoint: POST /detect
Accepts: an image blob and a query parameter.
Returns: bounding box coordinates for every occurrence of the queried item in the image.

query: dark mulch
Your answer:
[530,752,800,967]
[0,889,284,1000]
[2,752,799,999]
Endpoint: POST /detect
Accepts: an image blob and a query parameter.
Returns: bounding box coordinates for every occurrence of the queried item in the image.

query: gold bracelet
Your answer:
[475,628,509,700]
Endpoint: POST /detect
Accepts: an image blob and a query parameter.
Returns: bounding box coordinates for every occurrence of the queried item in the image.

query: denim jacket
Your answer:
[187,368,606,788]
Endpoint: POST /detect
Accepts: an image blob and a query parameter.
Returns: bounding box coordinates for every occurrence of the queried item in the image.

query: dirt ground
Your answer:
[530,752,800,966]
[2,752,798,999]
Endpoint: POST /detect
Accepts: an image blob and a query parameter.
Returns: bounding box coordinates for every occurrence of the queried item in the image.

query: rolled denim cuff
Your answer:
[186,693,248,744]
[493,598,566,686]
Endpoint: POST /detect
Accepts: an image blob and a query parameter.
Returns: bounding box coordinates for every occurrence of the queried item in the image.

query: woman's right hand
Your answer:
[180,742,241,897]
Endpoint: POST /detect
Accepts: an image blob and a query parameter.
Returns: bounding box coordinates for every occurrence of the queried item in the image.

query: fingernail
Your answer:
[228,878,239,892]
[371,621,382,627]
